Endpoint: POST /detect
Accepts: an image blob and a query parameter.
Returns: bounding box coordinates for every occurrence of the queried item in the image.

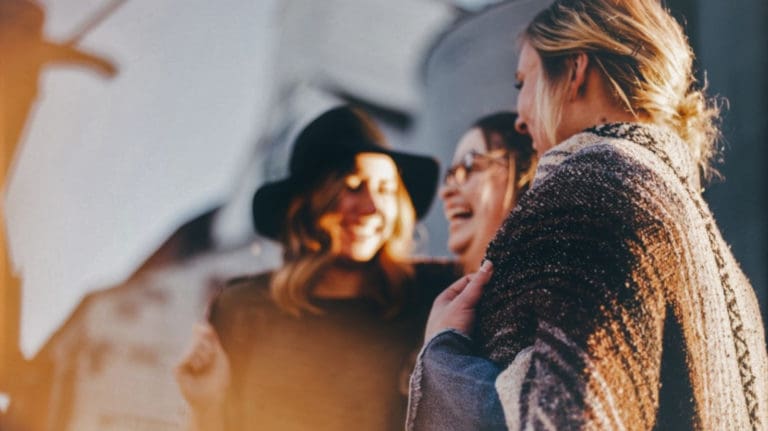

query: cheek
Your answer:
[333,192,352,215]
[381,198,399,229]
[473,177,509,225]
[518,87,534,118]
[518,84,543,135]
[364,193,398,234]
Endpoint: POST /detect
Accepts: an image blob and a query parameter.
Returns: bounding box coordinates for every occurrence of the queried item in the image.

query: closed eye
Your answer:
[345,175,363,192]
[378,181,398,195]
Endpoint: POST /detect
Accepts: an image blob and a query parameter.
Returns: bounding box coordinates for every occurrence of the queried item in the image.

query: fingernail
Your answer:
[480,259,493,272]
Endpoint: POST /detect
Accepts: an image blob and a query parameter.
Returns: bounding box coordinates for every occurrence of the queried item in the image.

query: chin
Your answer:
[448,246,472,269]
[344,244,382,262]
[447,235,469,254]
[345,252,375,263]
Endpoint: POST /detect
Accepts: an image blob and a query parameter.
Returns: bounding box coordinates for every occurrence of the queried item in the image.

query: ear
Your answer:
[568,52,589,100]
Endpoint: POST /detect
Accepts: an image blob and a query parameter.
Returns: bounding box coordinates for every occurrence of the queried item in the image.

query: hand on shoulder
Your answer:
[424,260,493,342]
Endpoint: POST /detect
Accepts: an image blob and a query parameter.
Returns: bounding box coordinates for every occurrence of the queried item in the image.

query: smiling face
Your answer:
[440,128,515,273]
[319,152,400,263]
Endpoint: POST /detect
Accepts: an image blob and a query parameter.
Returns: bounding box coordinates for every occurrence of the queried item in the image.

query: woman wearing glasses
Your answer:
[402,113,536,430]
[440,112,536,274]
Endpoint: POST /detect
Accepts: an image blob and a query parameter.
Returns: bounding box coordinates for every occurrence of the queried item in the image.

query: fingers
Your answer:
[177,323,221,376]
[423,260,494,341]
[194,322,219,344]
[437,275,472,303]
[456,260,493,308]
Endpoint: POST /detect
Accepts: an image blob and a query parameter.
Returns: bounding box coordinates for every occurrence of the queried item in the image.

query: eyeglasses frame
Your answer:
[443,149,511,187]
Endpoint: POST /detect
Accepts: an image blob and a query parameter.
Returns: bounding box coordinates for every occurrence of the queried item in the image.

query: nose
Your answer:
[355,186,378,216]
[514,116,528,135]
[439,180,458,201]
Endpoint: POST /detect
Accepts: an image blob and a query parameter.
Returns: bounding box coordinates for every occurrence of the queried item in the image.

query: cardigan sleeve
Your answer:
[477,145,673,430]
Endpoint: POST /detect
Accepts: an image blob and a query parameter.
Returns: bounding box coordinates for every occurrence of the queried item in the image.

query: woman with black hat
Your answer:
[175,106,460,431]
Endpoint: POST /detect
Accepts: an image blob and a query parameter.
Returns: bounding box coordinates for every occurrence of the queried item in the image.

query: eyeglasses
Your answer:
[443,150,509,186]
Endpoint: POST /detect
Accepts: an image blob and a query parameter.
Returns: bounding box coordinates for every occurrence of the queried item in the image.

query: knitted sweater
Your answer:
[476,123,768,430]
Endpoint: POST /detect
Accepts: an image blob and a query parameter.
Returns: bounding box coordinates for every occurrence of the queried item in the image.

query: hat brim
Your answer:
[387,149,439,219]
[252,149,439,240]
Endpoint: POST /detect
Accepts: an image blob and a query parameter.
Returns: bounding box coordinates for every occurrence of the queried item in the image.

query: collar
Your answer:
[533,122,699,189]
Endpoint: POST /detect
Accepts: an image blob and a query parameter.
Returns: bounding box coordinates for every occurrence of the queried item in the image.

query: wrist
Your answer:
[191,400,225,425]
[424,328,473,347]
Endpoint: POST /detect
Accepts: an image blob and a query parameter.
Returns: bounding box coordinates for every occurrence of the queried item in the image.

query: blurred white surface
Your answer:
[4,0,456,359]
[5,0,278,357]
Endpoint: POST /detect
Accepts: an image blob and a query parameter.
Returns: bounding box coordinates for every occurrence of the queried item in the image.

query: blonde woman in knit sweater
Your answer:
[408,1,768,430]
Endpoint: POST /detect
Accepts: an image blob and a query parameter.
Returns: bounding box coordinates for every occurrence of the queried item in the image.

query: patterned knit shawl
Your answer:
[476,123,768,430]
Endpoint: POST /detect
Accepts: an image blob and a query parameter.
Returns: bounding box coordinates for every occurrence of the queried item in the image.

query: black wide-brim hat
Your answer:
[252,106,439,240]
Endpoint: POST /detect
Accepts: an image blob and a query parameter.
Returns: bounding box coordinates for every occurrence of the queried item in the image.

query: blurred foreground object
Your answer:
[0,0,116,423]
[8,224,279,430]
[1,0,117,163]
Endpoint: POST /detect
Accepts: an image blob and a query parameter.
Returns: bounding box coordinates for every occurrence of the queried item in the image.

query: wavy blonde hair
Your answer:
[523,0,721,180]
[270,167,416,317]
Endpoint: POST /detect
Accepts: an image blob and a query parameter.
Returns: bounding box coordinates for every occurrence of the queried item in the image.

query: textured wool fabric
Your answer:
[477,123,768,430]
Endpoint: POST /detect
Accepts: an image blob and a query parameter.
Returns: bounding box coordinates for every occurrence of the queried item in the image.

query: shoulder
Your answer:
[209,272,274,321]
[533,124,693,195]
[407,259,462,305]
[411,259,462,286]
[522,135,675,222]
[222,272,272,297]
[208,272,283,352]
[541,141,648,186]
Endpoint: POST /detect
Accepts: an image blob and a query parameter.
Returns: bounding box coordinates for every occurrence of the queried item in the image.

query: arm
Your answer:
[175,323,230,431]
[407,330,507,431]
[407,262,508,430]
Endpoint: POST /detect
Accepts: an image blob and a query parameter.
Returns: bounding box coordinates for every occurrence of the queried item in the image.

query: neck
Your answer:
[592,110,644,127]
[312,261,374,299]
[562,67,648,140]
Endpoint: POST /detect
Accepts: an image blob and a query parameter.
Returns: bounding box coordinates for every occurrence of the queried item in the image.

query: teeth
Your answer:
[353,228,376,235]
[446,207,472,220]
[348,224,380,235]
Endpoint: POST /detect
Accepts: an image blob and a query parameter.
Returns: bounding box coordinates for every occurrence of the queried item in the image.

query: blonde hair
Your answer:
[270,168,416,317]
[523,0,721,180]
